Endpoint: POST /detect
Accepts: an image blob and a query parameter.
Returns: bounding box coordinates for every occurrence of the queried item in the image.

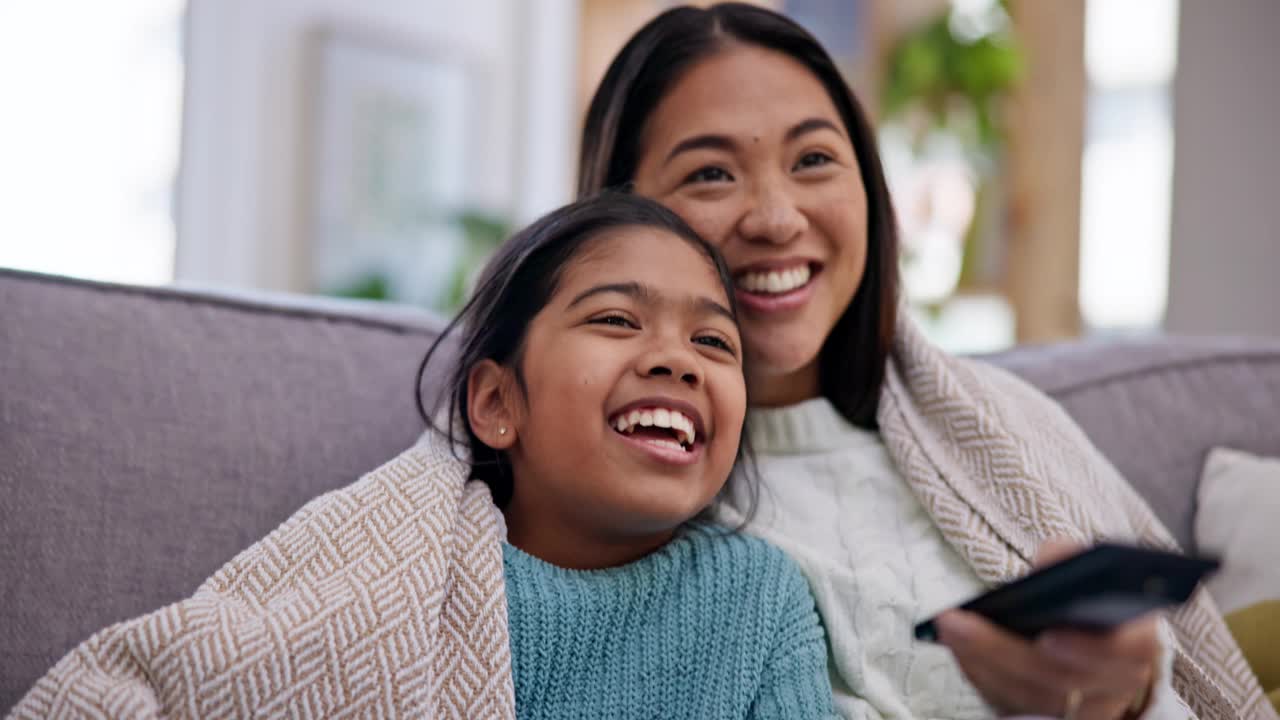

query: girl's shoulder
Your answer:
[678,523,813,601]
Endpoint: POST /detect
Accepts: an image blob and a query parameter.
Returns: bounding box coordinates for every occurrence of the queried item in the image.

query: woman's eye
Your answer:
[683,166,734,184]
[794,152,833,170]
[589,314,638,329]
[693,335,735,354]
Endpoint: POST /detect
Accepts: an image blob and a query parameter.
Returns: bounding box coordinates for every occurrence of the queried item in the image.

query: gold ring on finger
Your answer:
[1063,688,1084,720]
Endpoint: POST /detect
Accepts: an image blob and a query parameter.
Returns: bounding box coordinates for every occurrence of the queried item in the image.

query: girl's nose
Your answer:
[640,343,701,388]
[645,362,700,388]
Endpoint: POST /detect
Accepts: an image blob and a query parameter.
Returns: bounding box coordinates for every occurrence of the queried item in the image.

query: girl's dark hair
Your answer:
[578,2,899,429]
[415,192,752,512]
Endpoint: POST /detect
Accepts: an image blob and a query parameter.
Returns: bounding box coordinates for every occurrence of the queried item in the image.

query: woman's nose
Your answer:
[737,180,807,246]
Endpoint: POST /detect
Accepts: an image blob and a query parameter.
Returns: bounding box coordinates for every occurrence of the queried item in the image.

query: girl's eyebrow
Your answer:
[567,282,735,323]
[567,282,651,308]
[690,296,736,324]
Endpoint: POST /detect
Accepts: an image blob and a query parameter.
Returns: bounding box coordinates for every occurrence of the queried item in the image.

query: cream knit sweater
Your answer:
[719,397,1190,719]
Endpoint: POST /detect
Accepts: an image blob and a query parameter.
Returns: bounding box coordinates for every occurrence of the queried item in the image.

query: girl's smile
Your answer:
[608,395,706,466]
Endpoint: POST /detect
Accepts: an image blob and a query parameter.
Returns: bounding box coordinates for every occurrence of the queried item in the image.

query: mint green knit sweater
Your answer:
[503,523,837,719]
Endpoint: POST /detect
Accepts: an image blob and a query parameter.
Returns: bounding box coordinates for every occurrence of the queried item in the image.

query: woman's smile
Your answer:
[732,259,821,314]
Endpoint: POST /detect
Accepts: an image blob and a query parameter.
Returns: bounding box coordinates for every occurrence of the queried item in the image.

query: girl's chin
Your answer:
[602,495,716,535]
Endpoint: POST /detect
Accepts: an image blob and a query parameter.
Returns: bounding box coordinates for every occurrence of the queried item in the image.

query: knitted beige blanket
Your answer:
[9,437,515,719]
[880,317,1275,720]
[12,316,1272,719]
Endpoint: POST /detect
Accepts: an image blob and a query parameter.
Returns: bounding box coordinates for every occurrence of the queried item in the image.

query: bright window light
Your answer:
[1079,0,1179,331]
[0,1,184,285]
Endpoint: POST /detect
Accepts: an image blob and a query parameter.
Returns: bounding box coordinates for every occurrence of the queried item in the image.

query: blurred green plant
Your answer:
[881,0,1023,151]
[441,210,510,312]
[881,0,1025,294]
[328,209,510,312]
[331,274,392,301]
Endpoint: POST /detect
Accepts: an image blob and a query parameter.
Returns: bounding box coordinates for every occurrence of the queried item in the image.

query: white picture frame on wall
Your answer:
[305,27,472,309]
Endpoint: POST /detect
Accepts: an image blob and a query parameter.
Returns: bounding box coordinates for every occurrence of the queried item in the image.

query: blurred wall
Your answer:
[176,0,578,292]
[1166,0,1280,337]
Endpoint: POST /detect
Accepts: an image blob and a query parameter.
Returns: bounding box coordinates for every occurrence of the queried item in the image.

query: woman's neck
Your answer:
[747,359,821,408]
[502,504,676,570]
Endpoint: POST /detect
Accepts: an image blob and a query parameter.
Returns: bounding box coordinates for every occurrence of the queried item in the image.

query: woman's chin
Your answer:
[745,344,823,404]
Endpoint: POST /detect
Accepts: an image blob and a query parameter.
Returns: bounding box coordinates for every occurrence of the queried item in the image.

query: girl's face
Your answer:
[497,228,745,563]
[632,45,869,407]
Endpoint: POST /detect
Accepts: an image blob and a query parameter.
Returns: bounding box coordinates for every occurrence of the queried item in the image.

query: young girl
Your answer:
[12,192,834,719]
[418,192,837,718]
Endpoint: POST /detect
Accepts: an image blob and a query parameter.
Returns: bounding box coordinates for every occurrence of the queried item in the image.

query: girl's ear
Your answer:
[467,359,519,449]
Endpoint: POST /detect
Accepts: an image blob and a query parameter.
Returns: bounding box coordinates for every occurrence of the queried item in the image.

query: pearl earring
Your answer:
[498,427,507,436]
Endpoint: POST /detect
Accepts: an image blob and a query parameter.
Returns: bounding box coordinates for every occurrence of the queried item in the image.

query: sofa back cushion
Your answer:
[988,336,1280,552]
[0,269,447,710]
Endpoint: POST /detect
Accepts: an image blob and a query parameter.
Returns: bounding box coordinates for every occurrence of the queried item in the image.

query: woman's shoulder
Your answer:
[919,350,1092,449]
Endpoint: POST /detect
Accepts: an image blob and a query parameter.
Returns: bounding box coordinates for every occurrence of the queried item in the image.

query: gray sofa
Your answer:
[4,266,1280,712]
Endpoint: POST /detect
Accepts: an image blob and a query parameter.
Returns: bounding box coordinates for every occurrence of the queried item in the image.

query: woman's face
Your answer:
[633,45,869,407]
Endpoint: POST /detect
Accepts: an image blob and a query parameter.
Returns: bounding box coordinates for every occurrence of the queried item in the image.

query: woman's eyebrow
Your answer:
[785,117,843,142]
[664,134,735,164]
[664,118,843,165]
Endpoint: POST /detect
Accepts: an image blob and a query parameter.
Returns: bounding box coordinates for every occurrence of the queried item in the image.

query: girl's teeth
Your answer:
[643,438,685,452]
[610,407,698,448]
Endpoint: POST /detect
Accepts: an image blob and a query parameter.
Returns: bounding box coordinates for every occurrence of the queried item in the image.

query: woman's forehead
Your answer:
[641,44,843,149]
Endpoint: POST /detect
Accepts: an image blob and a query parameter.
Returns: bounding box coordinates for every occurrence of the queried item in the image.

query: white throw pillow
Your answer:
[1196,447,1280,613]
[1195,446,1280,710]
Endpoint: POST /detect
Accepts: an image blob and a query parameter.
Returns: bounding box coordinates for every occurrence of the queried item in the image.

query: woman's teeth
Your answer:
[736,265,811,294]
[611,407,697,448]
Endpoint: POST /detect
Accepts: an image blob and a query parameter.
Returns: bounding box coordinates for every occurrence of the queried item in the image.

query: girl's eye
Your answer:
[589,314,638,329]
[683,166,734,184]
[794,152,833,170]
[693,335,735,355]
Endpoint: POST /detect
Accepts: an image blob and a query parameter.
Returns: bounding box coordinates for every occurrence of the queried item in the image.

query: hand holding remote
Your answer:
[933,540,1166,720]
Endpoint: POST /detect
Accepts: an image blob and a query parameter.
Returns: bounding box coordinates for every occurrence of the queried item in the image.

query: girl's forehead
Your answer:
[567,228,707,274]
[558,229,728,298]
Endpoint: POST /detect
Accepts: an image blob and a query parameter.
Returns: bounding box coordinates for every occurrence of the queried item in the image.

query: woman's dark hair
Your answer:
[578,2,899,429]
[415,192,752,512]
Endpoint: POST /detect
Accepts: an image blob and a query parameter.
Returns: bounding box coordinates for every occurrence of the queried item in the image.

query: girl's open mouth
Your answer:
[607,404,704,466]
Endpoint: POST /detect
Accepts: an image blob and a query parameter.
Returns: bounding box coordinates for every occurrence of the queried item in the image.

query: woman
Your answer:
[577,4,1271,719]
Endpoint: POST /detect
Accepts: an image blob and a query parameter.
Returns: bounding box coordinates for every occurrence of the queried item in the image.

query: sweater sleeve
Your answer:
[748,558,840,720]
